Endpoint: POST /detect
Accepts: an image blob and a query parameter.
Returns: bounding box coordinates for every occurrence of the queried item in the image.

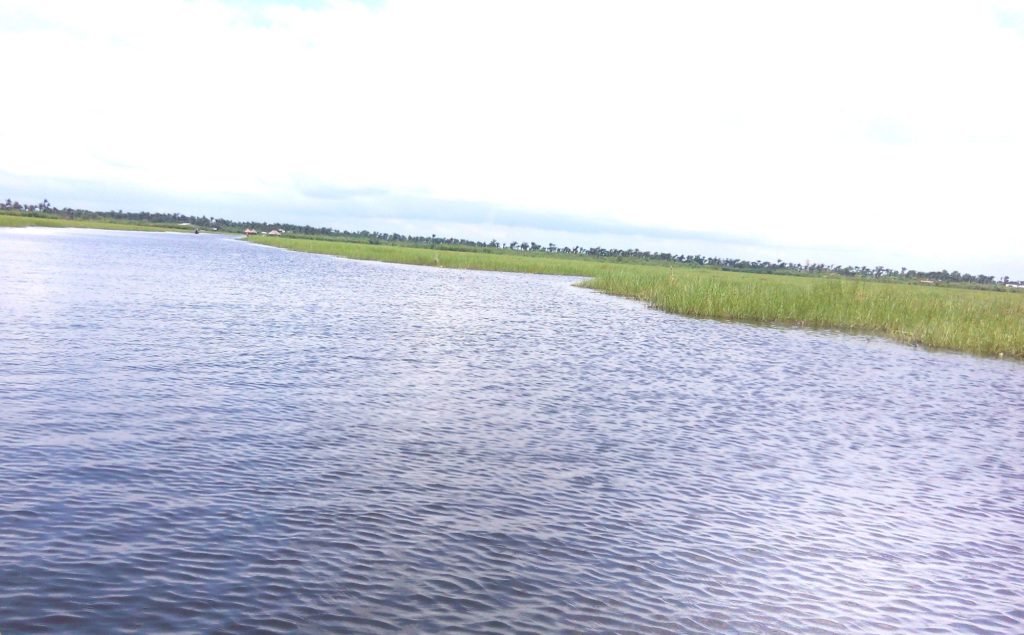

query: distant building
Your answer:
[268,229,281,236]
[244,228,256,236]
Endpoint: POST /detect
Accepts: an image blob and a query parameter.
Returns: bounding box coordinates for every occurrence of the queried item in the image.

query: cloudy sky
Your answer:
[2,0,1023,277]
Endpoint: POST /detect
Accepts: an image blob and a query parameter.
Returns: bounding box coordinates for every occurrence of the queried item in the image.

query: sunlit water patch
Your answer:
[1,228,1022,633]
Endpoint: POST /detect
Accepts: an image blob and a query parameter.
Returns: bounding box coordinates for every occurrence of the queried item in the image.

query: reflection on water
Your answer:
[1,228,1022,633]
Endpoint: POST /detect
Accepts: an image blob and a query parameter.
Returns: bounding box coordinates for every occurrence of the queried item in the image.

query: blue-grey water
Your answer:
[1,228,1022,634]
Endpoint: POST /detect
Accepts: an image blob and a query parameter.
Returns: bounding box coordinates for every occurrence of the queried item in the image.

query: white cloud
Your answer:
[1,0,1023,274]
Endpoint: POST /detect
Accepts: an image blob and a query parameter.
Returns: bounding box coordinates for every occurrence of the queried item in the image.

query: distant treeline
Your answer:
[3,198,1021,287]
[2,198,339,237]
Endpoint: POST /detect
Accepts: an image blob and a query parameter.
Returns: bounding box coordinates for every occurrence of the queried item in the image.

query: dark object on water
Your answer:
[194,228,199,234]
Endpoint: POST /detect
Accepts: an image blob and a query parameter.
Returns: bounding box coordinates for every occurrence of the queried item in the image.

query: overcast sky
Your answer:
[2,0,1023,277]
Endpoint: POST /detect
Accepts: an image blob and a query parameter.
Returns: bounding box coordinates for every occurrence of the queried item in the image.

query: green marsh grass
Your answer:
[250,235,614,276]
[0,213,188,232]
[256,235,1022,360]
[580,267,1024,359]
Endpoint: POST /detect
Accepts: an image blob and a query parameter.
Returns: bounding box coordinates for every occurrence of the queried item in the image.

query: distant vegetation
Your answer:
[0,212,187,232]
[2,198,339,237]
[4,198,1020,289]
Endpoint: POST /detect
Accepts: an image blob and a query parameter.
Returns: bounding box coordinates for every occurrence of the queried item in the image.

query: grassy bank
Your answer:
[0,213,189,232]
[250,235,613,276]
[250,236,1024,360]
[581,267,1024,359]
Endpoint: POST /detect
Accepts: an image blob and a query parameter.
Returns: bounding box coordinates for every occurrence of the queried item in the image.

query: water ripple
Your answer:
[0,228,1022,633]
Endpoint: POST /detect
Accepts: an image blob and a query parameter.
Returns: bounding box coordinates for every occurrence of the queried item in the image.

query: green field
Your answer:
[0,213,190,232]
[250,235,1024,360]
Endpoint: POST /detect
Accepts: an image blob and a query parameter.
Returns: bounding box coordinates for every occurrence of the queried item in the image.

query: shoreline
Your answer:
[247,235,1024,361]
[0,214,195,233]
[4,218,1018,360]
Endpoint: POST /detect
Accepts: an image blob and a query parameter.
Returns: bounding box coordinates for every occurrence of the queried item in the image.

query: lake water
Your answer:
[1,228,1022,634]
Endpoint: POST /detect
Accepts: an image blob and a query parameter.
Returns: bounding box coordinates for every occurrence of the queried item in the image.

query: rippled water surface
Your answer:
[1,228,1023,633]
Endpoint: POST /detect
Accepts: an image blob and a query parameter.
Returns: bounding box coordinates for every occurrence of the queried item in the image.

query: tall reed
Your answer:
[580,267,1024,359]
